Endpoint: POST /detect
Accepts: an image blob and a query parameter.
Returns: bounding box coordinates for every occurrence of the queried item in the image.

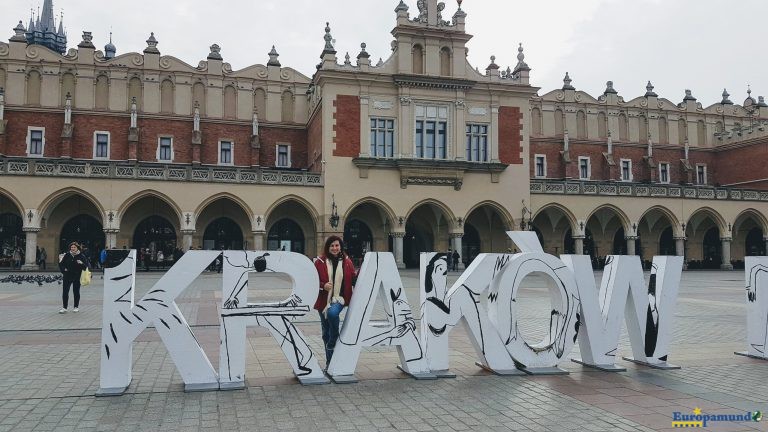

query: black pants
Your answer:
[62,277,81,308]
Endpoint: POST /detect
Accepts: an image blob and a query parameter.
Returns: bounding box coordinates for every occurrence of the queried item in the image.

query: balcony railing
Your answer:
[0,158,323,187]
[530,179,768,202]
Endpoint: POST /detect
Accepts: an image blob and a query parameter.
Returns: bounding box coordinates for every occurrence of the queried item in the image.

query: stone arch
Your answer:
[532,203,578,232]
[95,74,109,110]
[576,110,587,138]
[264,194,320,225]
[686,206,727,236]
[194,192,254,229]
[38,187,106,225]
[254,87,267,117]
[597,112,607,138]
[192,80,206,116]
[405,199,456,224]
[464,201,515,255]
[733,208,768,234]
[223,84,237,119]
[439,46,452,76]
[403,199,455,268]
[554,108,564,136]
[464,200,514,231]
[281,89,294,123]
[117,190,183,228]
[530,203,578,255]
[0,187,24,216]
[60,72,76,106]
[412,44,424,74]
[26,69,41,105]
[658,116,669,144]
[160,78,174,113]
[638,205,682,237]
[732,208,768,261]
[127,76,142,110]
[342,196,397,229]
[531,107,542,136]
[265,196,319,255]
[585,204,631,233]
[618,113,628,141]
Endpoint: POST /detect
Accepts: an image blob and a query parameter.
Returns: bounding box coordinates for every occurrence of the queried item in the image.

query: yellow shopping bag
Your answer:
[80,268,92,287]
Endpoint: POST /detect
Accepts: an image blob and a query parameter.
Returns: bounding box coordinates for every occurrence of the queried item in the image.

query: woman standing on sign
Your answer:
[313,235,355,366]
[58,242,88,314]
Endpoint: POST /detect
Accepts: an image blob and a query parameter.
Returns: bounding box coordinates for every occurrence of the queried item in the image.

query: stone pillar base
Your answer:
[720,263,734,270]
[21,264,39,271]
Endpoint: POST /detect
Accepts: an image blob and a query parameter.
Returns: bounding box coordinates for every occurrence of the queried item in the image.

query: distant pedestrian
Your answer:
[143,248,151,271]
[12,248,21,269]
[452,249,460,272]
[58,242,88,314]
[156,250,164,269]
[39,247,47,270]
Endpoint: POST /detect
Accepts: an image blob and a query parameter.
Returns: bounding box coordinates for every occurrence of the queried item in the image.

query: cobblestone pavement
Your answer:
[0,269,766,431]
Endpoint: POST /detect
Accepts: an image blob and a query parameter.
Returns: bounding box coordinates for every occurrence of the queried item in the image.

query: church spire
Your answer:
[21,0,67,54]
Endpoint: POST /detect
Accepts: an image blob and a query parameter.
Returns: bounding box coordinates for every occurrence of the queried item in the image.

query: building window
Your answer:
[415,105,448,159]
[219,140,233,165]
[27,127,45,156]
[370,118,395,158]
[276,144,291,168]
[620,159,632,182]
[578,157,591,180]
[465,124,489,162]
[659,162,670,184]
[93,131,110,159]
[534,154,546,178]
[157,137,173,162]
[697,165,707,185]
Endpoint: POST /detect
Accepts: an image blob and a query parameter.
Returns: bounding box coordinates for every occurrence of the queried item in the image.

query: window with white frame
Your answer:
[578,156,591,180]
[415,104,448,159]
[370,118,395,158]
[26,127,45,156]
[219,140,233,165]
[93,131,110,159]
[534,154,546,178]
[697,164,707,185]
[465,124,488,162]
[276,144,291,168]
[659,162,670,184]
[620,159,633,181]
[157,137,173,162]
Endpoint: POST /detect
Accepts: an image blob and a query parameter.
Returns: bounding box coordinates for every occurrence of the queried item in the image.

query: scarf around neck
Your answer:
[324,256,345,313]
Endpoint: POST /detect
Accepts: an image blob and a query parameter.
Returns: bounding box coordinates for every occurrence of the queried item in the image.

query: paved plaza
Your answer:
[0,268,766,431]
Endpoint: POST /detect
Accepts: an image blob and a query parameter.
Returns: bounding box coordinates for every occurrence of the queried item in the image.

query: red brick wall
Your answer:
[307,110,323,172]
[5,111,64,157]
[530,140,717,184]
[715,142,768,188]
[3,109,309,168]
[499,106,523,165]
[333,95,360,157]
[258,127,307,168]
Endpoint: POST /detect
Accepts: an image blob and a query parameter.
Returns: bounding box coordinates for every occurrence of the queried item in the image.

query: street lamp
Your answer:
[329,194,340,229]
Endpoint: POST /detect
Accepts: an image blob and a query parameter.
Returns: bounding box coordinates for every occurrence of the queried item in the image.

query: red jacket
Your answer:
[313,255,355,311]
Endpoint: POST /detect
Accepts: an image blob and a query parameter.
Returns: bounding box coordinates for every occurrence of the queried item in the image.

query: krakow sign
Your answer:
[99,231,700,395]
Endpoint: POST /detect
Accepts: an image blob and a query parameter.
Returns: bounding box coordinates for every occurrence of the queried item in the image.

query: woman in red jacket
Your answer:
[313,235,355,365]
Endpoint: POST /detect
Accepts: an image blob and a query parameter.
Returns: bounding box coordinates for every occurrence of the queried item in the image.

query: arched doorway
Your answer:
[531,205,576,255]
[464,203,512,254]
[268,219,304,254]
[404,202,452,268]
[344,199,394,255]
[59,215,105,261]
[659,227,675,255]
[564,228,594,257]
[585,206,628,266]
[133,216,177,256]
[612,228,641,256]
[266,199,317,255]
[702,227,721,269]
[203,217,244,250]
[462,223,480,266]
[344,219,373,267]
[0,213,24,266]
[745,227,765,257]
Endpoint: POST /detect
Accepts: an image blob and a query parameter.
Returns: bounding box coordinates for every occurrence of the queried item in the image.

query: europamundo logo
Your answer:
[671,407,762,428]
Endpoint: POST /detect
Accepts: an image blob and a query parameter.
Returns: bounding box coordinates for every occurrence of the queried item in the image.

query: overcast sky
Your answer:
[6,0,766,106]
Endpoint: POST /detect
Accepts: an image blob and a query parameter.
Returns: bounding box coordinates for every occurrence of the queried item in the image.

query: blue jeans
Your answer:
[319,302,344,364]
